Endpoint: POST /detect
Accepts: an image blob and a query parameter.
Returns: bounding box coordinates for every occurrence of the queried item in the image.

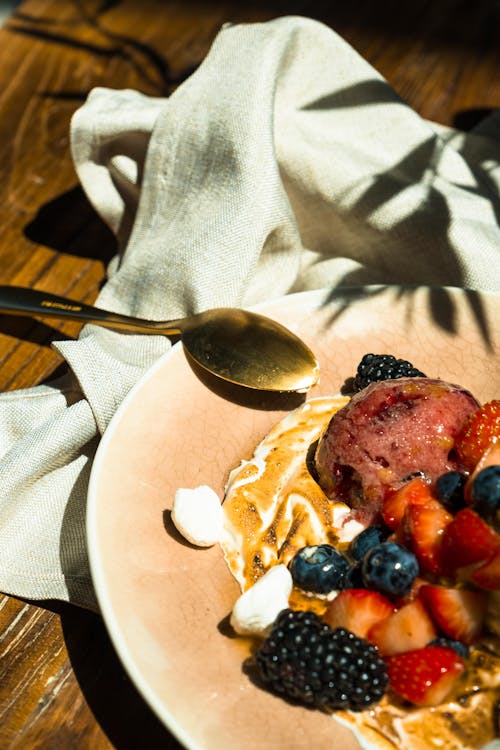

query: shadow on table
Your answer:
[0,313,73,349]
[24,185,117,265]
[52,601,184,749]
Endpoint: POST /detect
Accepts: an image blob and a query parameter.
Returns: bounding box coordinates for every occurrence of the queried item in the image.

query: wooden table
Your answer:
[0,1,498,747]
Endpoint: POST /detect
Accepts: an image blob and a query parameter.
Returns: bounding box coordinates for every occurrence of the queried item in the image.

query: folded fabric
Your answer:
[0,16,498,611]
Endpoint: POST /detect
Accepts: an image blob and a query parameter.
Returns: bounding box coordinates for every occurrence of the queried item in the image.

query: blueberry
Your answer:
[349,525,389,562]
[435,471,467,512]
[362,542,418,597]
[344,562,365,589]
[470,466,500,521]
[428,636,470,660]
[289,544,351,594]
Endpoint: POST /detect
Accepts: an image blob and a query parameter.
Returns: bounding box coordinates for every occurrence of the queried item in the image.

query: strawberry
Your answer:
[323,588,394,639]
[402,498,453,576]
[386,646,465,706]
[454,400,500,471]
[469,550,500,590]
[368,598,437,656]
[420,584,487,644]
[440,507,500,573]
[393,575,427,607]
[381,476,434,530]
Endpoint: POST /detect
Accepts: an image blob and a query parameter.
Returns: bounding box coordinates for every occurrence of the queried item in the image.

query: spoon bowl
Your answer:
[0,286,319,392]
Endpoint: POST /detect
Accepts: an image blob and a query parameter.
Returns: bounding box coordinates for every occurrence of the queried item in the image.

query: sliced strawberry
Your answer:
[381,477,434,530]
[455,400,500,471]
[386,646,465,706]
[403,498,453,576]
[440,507,500,573]
[420,584,487,644]
[469,550,500,590]
[323,588,394,639]
[393,575,427,607]
[368,597,437,656]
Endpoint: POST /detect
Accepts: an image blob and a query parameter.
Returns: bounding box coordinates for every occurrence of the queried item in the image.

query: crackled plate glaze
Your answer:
[87,286,499,750]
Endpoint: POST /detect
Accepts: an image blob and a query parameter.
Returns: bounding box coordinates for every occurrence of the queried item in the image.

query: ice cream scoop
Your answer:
[315,377,479,522]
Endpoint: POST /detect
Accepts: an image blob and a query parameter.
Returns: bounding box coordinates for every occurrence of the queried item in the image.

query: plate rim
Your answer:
[86,331,203,750]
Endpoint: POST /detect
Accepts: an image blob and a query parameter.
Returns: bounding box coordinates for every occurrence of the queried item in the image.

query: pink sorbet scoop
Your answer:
[315,378,479,523]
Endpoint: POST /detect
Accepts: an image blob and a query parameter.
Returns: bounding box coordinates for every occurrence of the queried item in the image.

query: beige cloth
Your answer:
[0,16,499,611]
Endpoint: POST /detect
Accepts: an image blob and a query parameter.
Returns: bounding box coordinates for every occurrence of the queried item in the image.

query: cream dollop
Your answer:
[230,564,292,636]
[171,485,223,547]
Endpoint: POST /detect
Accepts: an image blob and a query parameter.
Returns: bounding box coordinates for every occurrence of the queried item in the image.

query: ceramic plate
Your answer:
[87,286,500,750]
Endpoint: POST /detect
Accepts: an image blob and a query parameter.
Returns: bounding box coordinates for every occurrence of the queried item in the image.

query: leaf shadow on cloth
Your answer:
[301,78,405,111]
[290,73,498,348]
[299,128,496,346]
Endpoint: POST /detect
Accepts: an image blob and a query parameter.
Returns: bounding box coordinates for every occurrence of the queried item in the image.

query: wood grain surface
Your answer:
[0,1,498,747]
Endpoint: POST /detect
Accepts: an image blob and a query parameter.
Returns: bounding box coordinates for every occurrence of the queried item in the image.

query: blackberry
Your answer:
[353,353,426,392]
[254,609,388,711]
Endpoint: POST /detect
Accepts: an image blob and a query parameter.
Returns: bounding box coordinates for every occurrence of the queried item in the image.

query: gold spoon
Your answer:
[0,285,319,393]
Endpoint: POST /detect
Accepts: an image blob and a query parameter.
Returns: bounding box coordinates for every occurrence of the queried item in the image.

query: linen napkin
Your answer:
[0,16,498,612]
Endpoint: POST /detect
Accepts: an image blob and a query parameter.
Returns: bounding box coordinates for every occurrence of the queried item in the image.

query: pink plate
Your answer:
[87,286,500,750]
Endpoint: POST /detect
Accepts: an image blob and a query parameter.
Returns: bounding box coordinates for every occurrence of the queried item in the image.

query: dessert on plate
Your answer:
[219,354,500,750]
[315,376,479,523]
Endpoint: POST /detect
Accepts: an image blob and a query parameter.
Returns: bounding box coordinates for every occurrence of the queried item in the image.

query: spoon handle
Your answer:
[0,285,182,335]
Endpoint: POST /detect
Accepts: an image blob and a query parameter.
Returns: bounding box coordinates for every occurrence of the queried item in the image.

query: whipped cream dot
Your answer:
[171,485,223,547]
[230,564,292,636]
